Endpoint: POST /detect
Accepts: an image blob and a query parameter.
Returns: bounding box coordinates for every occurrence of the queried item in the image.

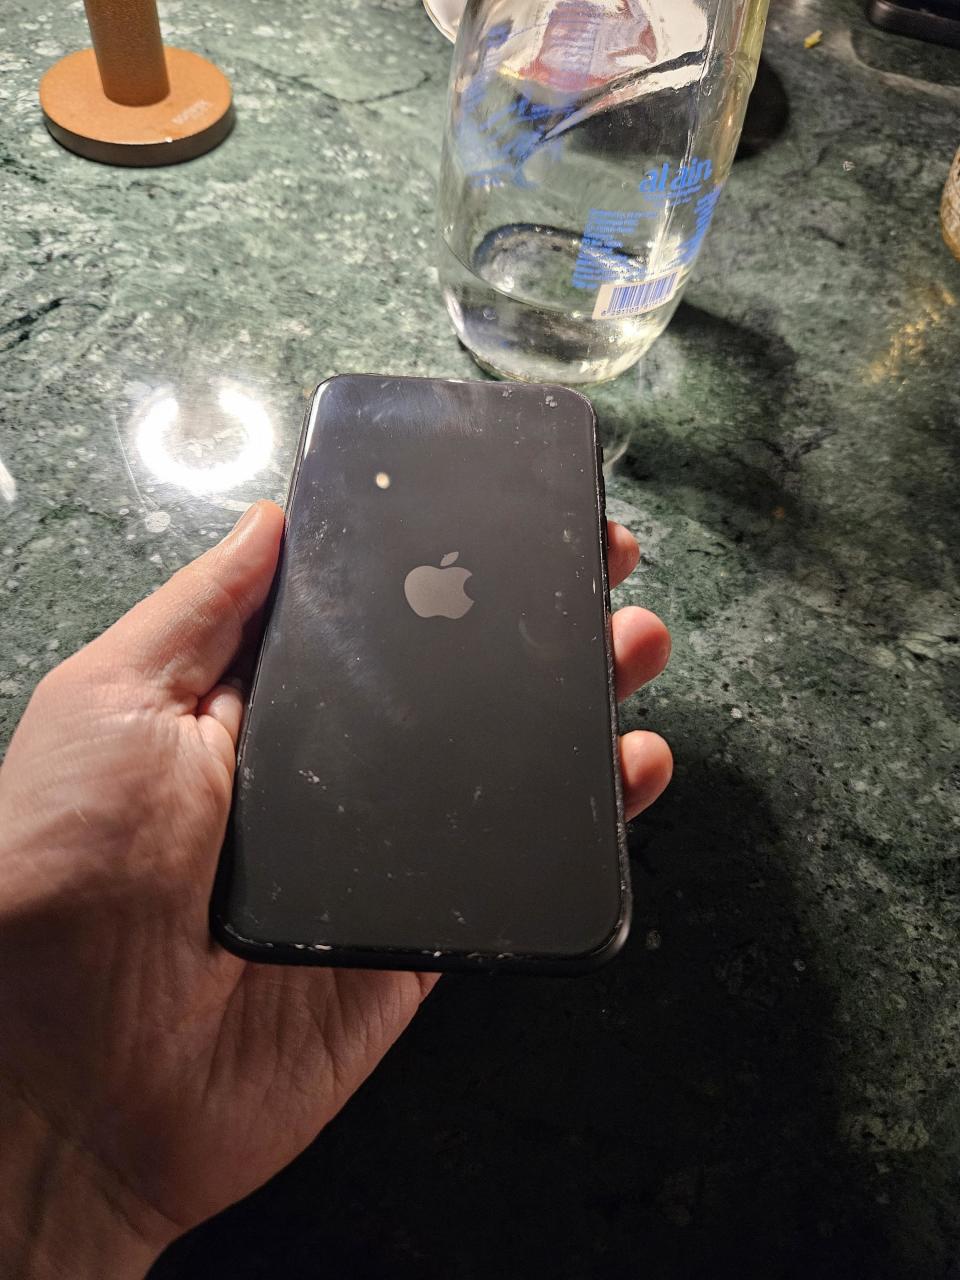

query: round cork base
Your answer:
[40,46,234,166]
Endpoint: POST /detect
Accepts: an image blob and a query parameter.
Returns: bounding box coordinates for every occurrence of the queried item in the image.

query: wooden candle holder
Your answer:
[40,0,234,166]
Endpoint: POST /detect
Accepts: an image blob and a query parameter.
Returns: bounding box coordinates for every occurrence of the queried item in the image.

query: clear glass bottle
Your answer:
[438,0,769,384]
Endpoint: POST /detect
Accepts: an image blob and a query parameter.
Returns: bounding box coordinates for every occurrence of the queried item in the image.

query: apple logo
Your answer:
[404,551,475,620]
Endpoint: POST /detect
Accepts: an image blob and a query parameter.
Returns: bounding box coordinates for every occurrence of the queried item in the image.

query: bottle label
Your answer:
[592,271,681,319]
[573,167,725,319]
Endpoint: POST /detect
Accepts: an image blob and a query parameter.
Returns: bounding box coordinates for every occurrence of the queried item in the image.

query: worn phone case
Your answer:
[211,374,629,973]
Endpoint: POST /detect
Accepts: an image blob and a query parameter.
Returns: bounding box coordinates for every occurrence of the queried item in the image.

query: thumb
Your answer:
[91,500,284,698]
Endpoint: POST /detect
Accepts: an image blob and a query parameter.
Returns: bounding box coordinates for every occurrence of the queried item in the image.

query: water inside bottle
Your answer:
[440,224,687,385]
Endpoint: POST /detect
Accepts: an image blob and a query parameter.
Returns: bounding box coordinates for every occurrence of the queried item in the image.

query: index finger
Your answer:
[607,519,640,589]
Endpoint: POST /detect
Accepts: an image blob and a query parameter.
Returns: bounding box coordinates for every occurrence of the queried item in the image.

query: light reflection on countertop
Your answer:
[866,282,957,384]
[0,456,16,505]
[131,381,275,496]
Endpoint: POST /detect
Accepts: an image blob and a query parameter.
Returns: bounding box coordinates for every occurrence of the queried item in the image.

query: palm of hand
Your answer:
[0,501,671,1259]
[0,635,431,1244]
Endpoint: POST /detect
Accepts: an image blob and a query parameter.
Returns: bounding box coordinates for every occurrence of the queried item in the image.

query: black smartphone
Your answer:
[211,374,629,974]
[866,0,960,47]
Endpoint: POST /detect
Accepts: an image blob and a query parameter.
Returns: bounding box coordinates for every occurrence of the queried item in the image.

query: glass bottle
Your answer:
[438,0,769,384]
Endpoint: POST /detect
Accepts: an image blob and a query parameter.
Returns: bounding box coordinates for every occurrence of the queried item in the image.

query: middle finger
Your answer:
[612,606,671,701]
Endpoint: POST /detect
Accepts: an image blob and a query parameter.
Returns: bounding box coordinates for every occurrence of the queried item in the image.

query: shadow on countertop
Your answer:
[151,731,910,1280]
[598,293,960,635]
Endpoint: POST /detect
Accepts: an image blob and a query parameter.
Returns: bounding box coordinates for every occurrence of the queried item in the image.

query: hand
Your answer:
[0,500,671,1278]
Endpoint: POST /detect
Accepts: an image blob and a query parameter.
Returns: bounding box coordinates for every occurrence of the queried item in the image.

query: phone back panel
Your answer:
[213,375,628,971]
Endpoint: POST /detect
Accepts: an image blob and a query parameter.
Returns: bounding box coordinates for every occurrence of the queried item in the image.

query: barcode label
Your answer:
[593,271,681,320]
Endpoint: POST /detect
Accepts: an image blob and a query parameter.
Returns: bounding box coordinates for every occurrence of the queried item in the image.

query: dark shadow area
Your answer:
[598,299,802,475]
[595,296,960,641]
[855,7,960,72]
[598,285,960,905]
[151,729,909,1280]
[582,55,788,162]
[594,299,819,550]
[736,58,790,161]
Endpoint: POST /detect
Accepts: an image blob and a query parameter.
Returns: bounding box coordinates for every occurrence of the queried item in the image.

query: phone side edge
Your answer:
[210,379,335,959]
[550,385,633,972]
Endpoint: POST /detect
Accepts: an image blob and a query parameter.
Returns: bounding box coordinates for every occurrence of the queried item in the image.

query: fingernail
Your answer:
[229,502,260,537]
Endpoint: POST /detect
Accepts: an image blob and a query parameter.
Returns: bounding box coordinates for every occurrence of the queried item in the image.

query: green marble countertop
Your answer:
[2,1,959,1275]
